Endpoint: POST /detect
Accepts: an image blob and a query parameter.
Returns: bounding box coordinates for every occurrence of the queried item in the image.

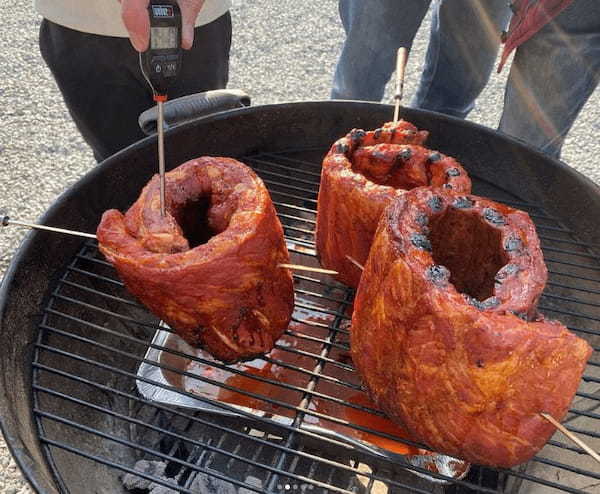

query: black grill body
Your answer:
[0,102,599,494]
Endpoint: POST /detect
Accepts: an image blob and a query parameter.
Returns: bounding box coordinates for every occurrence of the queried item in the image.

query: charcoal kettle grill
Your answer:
[1,101,599,494]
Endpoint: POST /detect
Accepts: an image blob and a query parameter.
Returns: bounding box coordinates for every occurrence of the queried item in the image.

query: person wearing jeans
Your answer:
[331,0,600,159]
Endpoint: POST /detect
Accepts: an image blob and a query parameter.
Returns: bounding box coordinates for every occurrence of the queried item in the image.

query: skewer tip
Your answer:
[540,412,600,465]
[345,255,364,271]
[278,263,339,275]
[393,47,409,124]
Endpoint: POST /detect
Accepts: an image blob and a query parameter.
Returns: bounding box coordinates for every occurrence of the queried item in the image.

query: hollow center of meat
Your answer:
[174,196,219,248]
[429,208,508,301]
[352,144,429,189]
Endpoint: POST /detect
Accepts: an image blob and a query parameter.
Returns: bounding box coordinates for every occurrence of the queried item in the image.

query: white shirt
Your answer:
[35,0,231,37]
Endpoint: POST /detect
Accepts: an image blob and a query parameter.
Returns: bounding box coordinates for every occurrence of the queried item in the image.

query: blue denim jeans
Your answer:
[331,0,432,101]
[497,0,600,157]
[332,0,600,158]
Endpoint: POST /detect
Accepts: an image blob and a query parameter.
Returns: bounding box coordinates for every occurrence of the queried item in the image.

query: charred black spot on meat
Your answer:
[505,236,522,252]
[446,168,461,177]
[399,148,412,160]
[465,295,484,310]
[495,263,520,284]
[453,196,474,209]
[336,142,349,154]
[510,310,528,321]
[443,184,453,190]
[426,264,450,285]
[411,233,432,251]
[374,128,383,139]
[428,152,442,162]
[464,294,500,310]
[415,213,429,226]
[484,208,506,226]
[373,150,387,160]
[350,129,366,144]
[480,297,500,309]
[428,196,443,212]
[476,359,485,368]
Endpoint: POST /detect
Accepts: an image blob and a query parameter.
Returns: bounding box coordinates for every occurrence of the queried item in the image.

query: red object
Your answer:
[97,157,294,363]
[351,187,592,467]
[316,121,471,288]
[499,0,575,71]
[153,94,168,102]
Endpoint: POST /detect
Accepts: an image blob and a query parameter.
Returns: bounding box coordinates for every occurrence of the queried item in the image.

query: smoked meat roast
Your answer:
[316,121,472,287]
[351,187,592,467]
[97,157,294,363]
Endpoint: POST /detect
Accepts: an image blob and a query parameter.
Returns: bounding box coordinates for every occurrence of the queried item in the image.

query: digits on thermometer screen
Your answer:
[151,27,178,49]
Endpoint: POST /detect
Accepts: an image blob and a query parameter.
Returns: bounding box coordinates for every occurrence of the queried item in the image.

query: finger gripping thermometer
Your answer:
[140,1,183,217]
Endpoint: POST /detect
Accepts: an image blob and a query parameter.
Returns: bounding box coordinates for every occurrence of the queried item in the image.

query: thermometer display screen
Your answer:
[151,27,178,49]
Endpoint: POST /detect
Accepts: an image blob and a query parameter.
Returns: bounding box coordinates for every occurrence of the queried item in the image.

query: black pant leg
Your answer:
[39,20,152,161]
[171,12,232,98]
[39,13,232,162]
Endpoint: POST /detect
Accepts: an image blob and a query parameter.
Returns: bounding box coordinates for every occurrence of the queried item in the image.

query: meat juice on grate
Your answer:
[159,315,433,458]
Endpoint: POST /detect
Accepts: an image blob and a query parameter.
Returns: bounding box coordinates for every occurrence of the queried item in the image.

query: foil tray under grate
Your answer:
[135,309,469,482]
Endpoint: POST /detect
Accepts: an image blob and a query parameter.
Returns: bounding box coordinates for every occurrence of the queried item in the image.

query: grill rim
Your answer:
[2,100,600,493]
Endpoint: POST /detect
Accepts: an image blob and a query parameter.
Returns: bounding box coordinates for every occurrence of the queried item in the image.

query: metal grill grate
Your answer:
[32,148,600,494]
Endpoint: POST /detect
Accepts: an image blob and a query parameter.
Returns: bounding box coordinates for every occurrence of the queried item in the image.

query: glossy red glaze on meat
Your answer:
[97,157,294,363]
[351,187,592,467]
[316,120,471,288]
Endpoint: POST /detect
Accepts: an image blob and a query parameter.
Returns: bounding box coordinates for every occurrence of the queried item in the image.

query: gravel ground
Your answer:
[0,1,599,492]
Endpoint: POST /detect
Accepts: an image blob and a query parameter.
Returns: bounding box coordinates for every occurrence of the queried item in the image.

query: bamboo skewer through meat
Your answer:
[0,214,345,276]
[277,256,362,275]
[277,263,338,275]
[540,413,600,466]
[393,47,408,123]
[0,212,355,277]
[1,213,97,239]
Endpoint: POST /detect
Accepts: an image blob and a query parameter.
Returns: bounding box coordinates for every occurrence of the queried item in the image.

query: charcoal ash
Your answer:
[188,472,238,494]
[238,476,263,494]
[122,460,169,491]
[122,459,263,493]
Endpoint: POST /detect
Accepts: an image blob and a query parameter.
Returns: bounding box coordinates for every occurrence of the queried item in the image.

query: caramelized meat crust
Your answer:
[351,187,592,467]
[97,157,294,363]
[316,121,471,287]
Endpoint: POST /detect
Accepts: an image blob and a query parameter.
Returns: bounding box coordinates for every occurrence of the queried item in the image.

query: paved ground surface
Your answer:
[0,1,599,493]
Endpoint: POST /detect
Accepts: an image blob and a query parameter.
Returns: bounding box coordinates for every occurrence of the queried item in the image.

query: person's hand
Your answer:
[120,0,206,52]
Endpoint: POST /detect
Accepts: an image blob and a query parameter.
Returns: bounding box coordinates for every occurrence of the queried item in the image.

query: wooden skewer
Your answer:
[278,263,338,275]
[346,255,364,271]
[0,217,364,280]
[540,413,600,465]
[279,256,364,276]
[1,214,97,239]
[393,47,409,124]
